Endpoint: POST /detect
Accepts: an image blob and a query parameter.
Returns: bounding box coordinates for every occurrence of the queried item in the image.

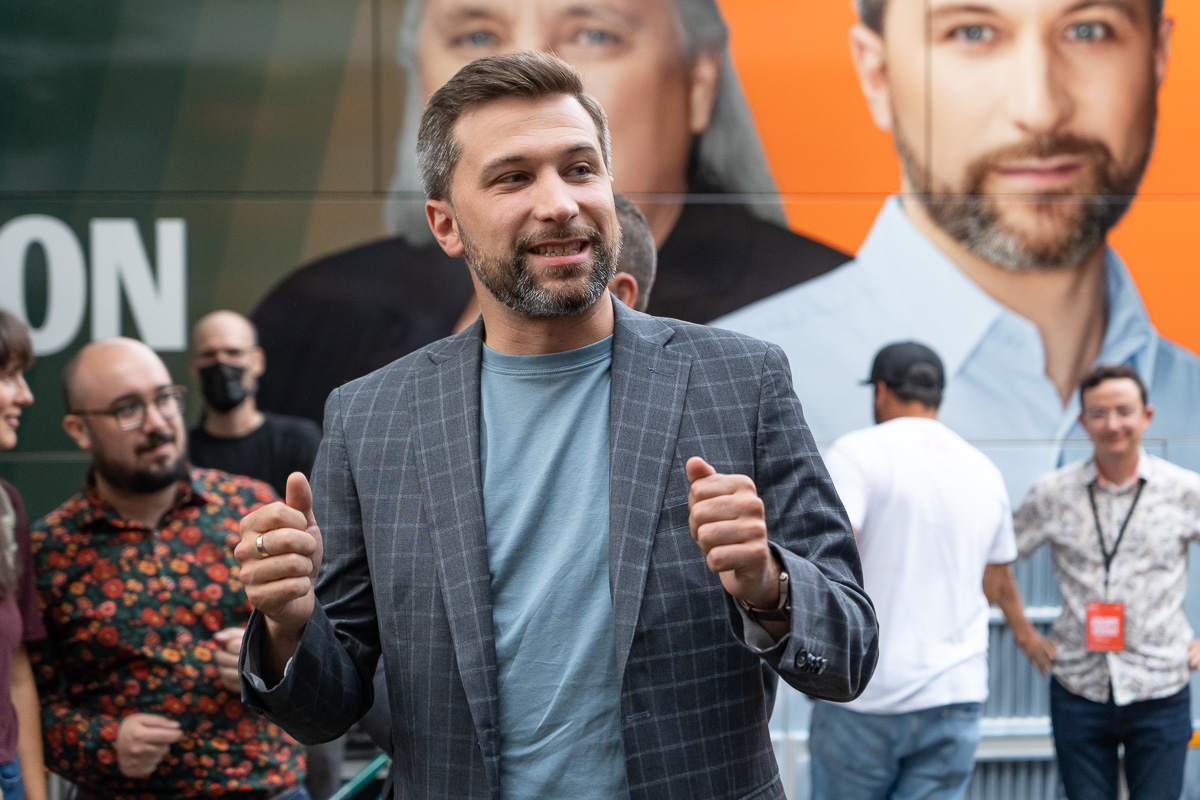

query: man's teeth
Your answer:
[532,242,583,256]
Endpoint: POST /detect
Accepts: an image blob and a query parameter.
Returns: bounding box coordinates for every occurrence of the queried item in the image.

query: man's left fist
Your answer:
[686,456,781,608]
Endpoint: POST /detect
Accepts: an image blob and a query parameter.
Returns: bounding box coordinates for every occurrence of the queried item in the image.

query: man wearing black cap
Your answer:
[809,342,1044,800]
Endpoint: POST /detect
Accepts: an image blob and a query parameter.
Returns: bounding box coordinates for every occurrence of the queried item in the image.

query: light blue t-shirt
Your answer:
[480,335,629,800]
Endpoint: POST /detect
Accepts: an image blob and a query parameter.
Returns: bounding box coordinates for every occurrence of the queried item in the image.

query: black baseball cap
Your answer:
[862,341,945,390]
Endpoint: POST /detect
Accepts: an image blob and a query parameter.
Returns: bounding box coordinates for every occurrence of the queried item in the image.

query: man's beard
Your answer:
[93,430,189,494]
[896,124,1154,271]
[460,223,619,317]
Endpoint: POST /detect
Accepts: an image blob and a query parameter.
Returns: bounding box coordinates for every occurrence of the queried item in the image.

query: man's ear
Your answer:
[1154,16,1173,89]
[849,22,893,132]
[608,272,639,311]
[687,50,721,135]
[249,346,266,380]
[63,414,92,452]
[426,199,464,257]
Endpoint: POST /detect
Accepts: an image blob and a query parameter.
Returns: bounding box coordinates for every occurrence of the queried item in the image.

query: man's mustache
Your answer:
[966,134,1113,186]
[136,431,176,454]
[517,225,603,251]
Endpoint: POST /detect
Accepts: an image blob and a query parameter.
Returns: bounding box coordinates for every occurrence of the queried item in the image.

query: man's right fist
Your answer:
[115,713,182,778]
[235,472,324,638]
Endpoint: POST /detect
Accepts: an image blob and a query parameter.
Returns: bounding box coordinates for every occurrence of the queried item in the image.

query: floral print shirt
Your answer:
[1015,452,1200,705]
[30,467,304,798]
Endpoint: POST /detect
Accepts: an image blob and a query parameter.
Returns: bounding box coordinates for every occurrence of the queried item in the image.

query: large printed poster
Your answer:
[1,0,1197,516]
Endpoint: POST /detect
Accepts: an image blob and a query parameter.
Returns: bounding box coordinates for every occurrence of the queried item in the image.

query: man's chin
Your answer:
[951,201,1107,272]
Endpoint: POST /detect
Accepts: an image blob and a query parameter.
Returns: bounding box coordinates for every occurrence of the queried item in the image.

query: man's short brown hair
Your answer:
[416,50,611,202]
[1079,364,1148,408]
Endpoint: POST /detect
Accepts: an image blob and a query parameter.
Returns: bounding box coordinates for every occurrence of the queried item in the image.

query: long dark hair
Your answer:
[0,310,34,599]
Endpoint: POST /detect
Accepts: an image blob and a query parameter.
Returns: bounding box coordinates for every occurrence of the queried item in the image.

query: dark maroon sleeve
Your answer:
[1,481,46,643]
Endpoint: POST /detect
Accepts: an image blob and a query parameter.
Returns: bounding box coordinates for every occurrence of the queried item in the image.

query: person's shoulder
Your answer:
[263,235,429,291]
[1145,452,1200,490]
[333,325,477,401]
[263,413,322,440]
[0,478,17,509]
[252,235,467,318]
[711,254,871,339]
[830,423,884,453]
[643,312,777,363]
[1026,458,1088,498]
[1146,336,1200,409]
[190,467,278,508]
[30,489,90,544]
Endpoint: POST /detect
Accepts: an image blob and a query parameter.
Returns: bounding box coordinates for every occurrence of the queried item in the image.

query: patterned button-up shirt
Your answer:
[1015,452,1200,705]
[30,467,304,798]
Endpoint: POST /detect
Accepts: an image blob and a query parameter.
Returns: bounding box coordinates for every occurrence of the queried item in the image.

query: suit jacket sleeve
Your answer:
[732,343,878,701]
[240,387,381,743]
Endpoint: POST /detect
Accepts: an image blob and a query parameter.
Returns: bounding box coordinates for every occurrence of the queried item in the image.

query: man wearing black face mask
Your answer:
[187,312,335,798]
[188,311,322,500]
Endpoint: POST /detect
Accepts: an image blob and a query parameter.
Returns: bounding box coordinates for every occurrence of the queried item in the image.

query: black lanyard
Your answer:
[1086,477,1146,591]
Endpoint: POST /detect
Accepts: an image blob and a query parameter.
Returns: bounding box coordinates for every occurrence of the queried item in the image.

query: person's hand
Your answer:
[213,627,246,692]
[1016,631,1057,677]
[686,456,780,609]
[115,714,182,778]
[235,473,324,641]
[1188,639,1200,670]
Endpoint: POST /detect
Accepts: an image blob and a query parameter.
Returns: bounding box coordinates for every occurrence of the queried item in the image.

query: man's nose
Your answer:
[141,400,171,432]
[1007,33,1073,137]
[533,174,580,224]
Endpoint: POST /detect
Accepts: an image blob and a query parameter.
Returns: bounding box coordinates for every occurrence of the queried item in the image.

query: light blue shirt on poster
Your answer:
[479,335,630,800]
[715,196,1200,727]
[713,197,1200,504]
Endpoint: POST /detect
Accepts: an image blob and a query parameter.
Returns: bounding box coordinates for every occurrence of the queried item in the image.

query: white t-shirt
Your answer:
[824,417,1016,714]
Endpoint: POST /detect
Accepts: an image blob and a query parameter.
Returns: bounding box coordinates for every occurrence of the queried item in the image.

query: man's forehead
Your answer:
[193,314,255,349]
[424,0,649,27]
[454,95,601,166]
[1083,378,1144,404]
[77,345,172,404]
[920,0,1145,21]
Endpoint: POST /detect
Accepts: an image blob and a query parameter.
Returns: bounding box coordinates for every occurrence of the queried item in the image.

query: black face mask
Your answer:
[198,362,250,412]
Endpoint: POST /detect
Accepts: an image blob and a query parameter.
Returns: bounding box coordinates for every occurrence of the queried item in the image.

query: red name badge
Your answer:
[1086,602,1125,652]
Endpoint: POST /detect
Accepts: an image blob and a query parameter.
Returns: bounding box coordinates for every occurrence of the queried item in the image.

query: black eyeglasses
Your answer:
[72,386,187,431]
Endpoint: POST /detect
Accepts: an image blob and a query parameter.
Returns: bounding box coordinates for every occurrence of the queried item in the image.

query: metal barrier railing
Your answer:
[327,752,389,800]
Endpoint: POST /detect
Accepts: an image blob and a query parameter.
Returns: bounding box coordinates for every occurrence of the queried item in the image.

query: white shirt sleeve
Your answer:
[823,438,869,531]
[986,480,1018,564]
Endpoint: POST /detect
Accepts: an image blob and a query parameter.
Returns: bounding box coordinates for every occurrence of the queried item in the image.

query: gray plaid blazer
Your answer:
[243,300,877,799]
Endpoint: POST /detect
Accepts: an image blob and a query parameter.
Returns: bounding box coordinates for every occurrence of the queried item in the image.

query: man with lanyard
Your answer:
[1014,364,1200,800]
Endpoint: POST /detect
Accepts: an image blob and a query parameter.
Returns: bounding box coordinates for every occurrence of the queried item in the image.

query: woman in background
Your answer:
[0,310,47,800]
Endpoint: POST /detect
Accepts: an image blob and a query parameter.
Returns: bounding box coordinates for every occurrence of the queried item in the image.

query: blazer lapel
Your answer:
[608,303,692,682]
[411,322,500,787]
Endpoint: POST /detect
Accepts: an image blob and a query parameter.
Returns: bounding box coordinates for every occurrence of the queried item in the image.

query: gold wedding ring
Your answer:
[256,533,270,559]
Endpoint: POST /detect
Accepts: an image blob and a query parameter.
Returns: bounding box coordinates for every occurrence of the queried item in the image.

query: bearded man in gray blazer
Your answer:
[236,51,878,800]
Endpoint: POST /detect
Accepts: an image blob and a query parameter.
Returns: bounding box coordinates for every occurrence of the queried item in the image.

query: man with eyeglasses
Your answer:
[28,338,309,799]
[1015,364,1200,800]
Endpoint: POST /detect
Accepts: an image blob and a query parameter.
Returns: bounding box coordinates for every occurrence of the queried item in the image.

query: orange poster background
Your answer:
[723,1,1200,353]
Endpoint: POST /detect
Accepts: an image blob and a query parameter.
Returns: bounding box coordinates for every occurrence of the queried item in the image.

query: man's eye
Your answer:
[951,24,995,43]
[571,28,620,47]
[452,30,499,48]
[112,402,140,418]
[1066,22,1109,41]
